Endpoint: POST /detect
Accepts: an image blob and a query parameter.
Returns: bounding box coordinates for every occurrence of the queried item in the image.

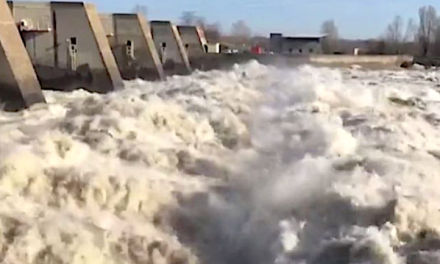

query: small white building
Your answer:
[206,43,220,54]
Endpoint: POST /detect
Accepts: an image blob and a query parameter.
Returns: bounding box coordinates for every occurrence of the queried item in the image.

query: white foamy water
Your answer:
[1,62,440,264]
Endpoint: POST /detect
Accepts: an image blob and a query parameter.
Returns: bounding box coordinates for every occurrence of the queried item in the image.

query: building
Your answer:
[7,1,124,93]
[270,33,326,55]
[100,13,165,81]
[206,43,220,54]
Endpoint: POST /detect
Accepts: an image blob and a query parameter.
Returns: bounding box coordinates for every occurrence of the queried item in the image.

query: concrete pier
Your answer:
[8,1,124,93]
[100,13,165,81]
[0,0,45,110]
[177,25,207,59]
[151,21,191,75]
[177,25,207,69]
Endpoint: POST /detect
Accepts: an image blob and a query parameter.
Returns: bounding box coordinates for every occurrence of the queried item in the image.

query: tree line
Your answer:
[320,6,440,56]
[365,6,440,56]
[180,11,253,44]
[132,5,440,56]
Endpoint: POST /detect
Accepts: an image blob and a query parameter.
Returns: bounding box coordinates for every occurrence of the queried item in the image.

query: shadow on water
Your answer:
[167,167,400,264]
[169,185,281,264]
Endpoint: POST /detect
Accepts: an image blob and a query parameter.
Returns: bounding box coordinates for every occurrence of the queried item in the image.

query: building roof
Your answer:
[285,34,327,39]
[271,33,327,40]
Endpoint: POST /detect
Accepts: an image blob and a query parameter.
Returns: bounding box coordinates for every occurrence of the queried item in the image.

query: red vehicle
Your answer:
[251,45,263,54]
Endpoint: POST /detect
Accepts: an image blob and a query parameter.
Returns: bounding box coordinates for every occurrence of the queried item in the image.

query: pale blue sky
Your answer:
[92,0,440,39]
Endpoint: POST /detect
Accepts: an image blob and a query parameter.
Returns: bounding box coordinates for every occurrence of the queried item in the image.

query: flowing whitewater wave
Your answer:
[168,65,440,264]
[1,62,440,264]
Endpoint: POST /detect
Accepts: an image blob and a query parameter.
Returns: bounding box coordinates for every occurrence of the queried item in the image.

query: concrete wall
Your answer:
[177,26,206,58]
[191,54,413,71]
[270,34,323,54]
[11,2,55,67]
[270,33,283,54]
[100,13,165,81]
[151,21,191,75]
[282,38,323,54]
[8,1,123,93]
[52,2,123,92]
[309,55,413,65]
[0,0,45,110]
[413,57,440,67]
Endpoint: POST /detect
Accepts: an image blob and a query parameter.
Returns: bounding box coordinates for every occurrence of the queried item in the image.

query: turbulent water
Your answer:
[1,62,440,264]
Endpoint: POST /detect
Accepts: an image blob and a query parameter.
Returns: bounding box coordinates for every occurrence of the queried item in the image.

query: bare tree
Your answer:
[383,17,418,55]
[321,20,339,54]
[418,6,437,56]
[365,40,387,55]
[231,20,252,41]
[132,4,147,16]
[204,23,222,42]
[179,11,222,42]
[385,16,404,54]
[432,18,440,56]
[180,11,197,26]
[386,16,404,43]
[403,18,417,42]
[195,16,206,27]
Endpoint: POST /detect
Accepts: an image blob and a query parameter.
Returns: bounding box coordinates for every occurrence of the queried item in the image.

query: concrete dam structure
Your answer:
[177,25,207,59]
[177,25,207,69]
[0,0,418,111]
[150,21,191,75]
[8,1,123,93]
[100,13,165,81]
[0,0,45,110]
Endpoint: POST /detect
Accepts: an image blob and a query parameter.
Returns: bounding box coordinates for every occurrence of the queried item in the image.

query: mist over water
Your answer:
[1,62,440,264]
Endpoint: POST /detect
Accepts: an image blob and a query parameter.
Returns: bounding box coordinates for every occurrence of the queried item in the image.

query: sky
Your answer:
[89,0,440,39]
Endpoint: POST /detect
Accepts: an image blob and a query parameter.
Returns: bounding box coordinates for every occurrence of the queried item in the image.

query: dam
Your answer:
[100,13,165,81]
[0,0,45,110]
[0,0,414,110]
[0,1,437,264]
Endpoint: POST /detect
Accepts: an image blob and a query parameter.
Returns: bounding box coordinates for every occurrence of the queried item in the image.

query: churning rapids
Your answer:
[1,62,440,264]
